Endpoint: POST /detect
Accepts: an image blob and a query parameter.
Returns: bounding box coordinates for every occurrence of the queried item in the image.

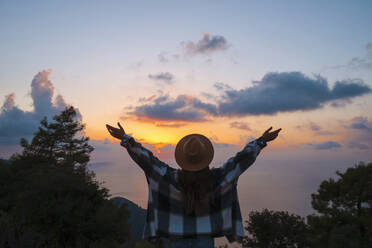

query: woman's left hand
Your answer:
[106,122,126,140]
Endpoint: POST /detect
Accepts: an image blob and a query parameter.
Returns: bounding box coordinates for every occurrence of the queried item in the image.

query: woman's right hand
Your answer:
[106,122,126,140]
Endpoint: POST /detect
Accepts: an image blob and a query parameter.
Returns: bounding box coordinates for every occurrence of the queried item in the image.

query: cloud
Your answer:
[184,33,229,55]
[31,70,56,118]
[309,122,321,131]
[230,121,251,131]
[304,141,342,150]
[200,92,215,100]
[148,72,174,84]
[341,116,372,149]
[157,51,180,64]
[296,123,336,136]
[138,95,156,103]
[155,122,187,128]
[1,93,16,111]
[305,122,336,136]
[129,60,144,70]
[348,141,369,150]
[347,57,372,70]
[214,82,233,91]
[158,52,169,63]
[125,72,371,122]
[0,70,77,145]
[217,72,371,116]
[127,94,218,122]
[349,116,372,132]
[332,42,372,70]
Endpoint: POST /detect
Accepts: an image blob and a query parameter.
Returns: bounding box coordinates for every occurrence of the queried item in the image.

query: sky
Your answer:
[1,1,372,246]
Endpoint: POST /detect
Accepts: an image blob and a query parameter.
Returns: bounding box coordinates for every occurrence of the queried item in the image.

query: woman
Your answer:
[106,123,281,248]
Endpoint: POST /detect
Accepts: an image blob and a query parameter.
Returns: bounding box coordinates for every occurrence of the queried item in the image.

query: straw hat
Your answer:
[175,134,214,171]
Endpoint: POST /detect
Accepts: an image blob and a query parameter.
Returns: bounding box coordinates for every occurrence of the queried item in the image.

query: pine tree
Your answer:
[19,106,93,168]
[1,106,131,247]
[308,162,372,248]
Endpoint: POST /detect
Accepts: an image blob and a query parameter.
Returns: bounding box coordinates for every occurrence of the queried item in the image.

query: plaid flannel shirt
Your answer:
[120,134,266,243]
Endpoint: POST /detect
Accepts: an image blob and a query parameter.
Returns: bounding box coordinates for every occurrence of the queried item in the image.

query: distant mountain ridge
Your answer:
[112,197,147,241]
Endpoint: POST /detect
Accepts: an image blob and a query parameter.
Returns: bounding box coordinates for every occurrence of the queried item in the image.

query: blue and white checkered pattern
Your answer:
[121,134,266,243]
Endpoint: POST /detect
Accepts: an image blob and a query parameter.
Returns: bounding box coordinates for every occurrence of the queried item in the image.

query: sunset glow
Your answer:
[1,3,372,246]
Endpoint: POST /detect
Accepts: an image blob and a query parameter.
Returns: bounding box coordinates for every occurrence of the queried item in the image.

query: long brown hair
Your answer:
[178,167,215,215]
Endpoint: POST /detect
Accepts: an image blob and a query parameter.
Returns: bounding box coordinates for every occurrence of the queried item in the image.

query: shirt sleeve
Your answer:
[216,137,266,186]
[120,134,170,177]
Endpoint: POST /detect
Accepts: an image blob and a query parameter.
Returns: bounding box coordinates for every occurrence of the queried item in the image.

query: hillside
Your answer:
[112,197,147,241]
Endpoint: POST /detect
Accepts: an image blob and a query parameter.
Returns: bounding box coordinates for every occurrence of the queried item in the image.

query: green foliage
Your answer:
[0,106,131,247]
[308,161,372,248]
[243,209,310,248]
[0,210,44,248]
[112,197,147,241]
[18,106,93,168]
[132,241,155,248]
[119,240,155,248]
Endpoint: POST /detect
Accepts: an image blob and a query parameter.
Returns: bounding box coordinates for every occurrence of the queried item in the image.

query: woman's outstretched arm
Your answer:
[106,122,170,177]
[216,127,282,186]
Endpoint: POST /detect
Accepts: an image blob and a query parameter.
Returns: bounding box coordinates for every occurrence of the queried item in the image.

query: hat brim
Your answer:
[175,134,214,171]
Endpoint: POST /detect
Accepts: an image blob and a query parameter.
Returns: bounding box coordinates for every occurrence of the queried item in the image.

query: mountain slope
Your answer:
[112,197,147,241]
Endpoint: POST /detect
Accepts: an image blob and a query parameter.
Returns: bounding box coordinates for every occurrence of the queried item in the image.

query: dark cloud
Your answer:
[309,122,321,131]
[184,33,229,55]
[230,121,251,131]
[349,116,372,132]
[309,122,335,135]
[214,82,232,91]
[348,141,369,150]
[0,70,78,144]
[217,72,371,116]
[128,94,218,122]
[190,97,218,116]
[148,72,174,84]
[332,79,371,98]
[126,72,371,121]
[304,141,342,150]
[342,117,372,149]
